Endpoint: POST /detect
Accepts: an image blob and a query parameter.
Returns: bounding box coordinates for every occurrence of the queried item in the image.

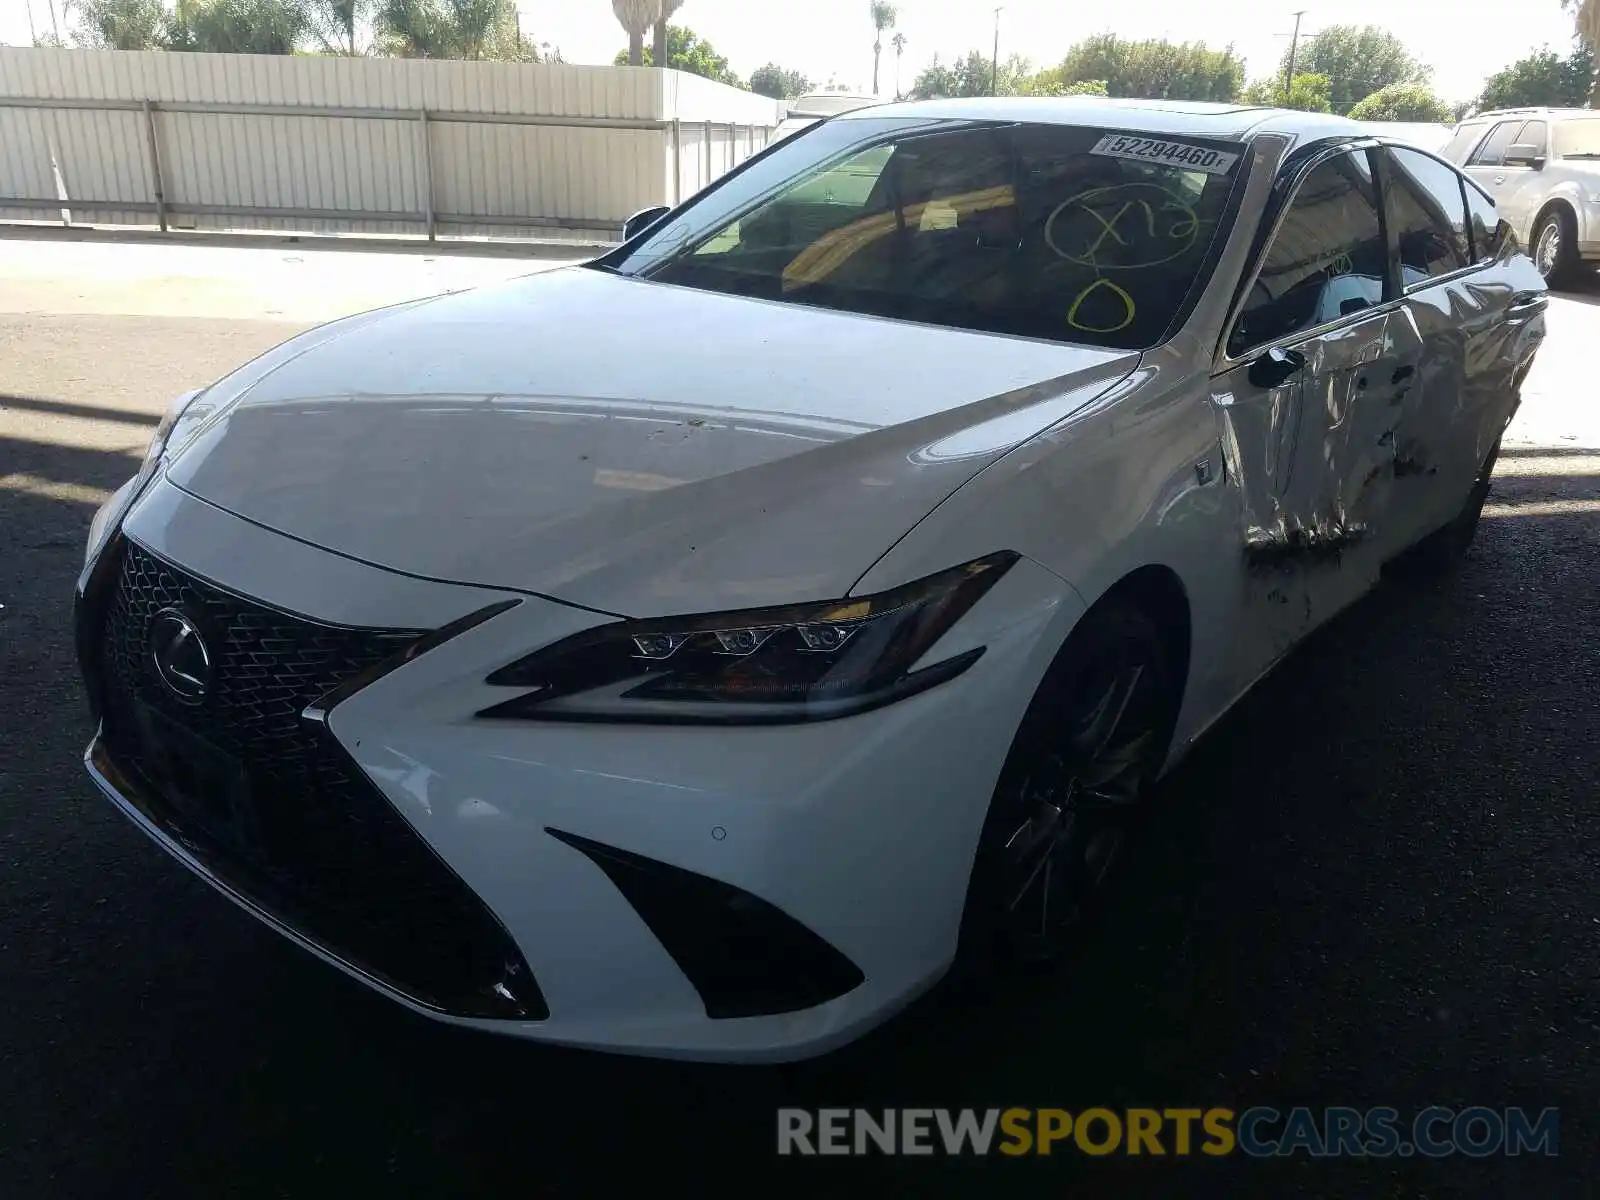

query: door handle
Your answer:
[1507,291,1548,320]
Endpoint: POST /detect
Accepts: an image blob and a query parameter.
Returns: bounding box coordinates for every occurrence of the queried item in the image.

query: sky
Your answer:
[0,0,1584,104]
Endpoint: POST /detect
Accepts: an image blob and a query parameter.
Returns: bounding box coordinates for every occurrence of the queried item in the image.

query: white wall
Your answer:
[0,48,781,241]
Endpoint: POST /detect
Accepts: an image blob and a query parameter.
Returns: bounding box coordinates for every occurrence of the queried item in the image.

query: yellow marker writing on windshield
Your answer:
[1067,278,1137,334]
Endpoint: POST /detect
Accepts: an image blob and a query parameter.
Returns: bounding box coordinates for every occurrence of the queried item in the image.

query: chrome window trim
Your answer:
[1380,141,1495,295]
[1466,119,1529,168]
[1215,137,1498,372]
[1214,138,1390,372]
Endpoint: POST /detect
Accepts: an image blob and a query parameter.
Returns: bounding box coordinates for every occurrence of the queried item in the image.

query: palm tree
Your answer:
[892,30,906,99]
[375,0,524,60]
[1574,0,1600,106]
[305,0,370,53]
[65,0,166,49]
[870,0,896,95]
[612,0,659,67]
[652,0,681,71]
[166,0,312,54]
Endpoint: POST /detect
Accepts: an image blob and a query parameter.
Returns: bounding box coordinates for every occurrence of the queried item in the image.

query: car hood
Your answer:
[167,267,1137,617]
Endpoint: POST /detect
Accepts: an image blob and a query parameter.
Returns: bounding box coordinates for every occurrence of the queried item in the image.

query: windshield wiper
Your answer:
[1561,152,1600,159]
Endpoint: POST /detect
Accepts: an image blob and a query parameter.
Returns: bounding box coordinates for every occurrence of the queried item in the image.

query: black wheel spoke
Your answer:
[981,615,1172,962]
[1065,663,1145,761]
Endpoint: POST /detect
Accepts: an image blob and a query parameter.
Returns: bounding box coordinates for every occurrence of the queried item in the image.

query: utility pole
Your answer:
[1282,10,1307,102]
[991,6,1004,97]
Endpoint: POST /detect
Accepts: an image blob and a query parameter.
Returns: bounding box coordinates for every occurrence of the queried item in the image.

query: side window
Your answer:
[1468,121,1526,167]
[1440,123,1489,165]
[1517,120,1549,158]
[1229,150,1387,356]
[1385,148,1472,285]
[1463,181,1506,262]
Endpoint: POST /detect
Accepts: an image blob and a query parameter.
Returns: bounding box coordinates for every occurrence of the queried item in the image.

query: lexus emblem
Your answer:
[149,608,212,704]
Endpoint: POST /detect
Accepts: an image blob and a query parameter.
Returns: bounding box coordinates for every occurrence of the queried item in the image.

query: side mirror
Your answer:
[622,205,671,241]
[1502,144,1546,169]
[1248,345,1307,390]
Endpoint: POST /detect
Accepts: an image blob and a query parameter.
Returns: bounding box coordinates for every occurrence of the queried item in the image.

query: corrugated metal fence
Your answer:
[0,48,782,243]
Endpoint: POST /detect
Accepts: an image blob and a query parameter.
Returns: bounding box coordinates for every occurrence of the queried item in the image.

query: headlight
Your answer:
[84,389,207,567]
[140,387,214,471]
[479,552,1018,724]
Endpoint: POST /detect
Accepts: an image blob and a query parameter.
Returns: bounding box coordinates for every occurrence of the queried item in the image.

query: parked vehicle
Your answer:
[771,91,881,141]
[77,98,1546,1062]
[1354,121,1452,153]
[1439,106,1600,285]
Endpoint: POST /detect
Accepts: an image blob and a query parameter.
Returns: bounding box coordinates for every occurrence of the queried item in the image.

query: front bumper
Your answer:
[77,478,1084,1061]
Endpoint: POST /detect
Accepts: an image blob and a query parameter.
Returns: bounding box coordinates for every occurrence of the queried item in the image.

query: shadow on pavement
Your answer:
[1,394,162,428]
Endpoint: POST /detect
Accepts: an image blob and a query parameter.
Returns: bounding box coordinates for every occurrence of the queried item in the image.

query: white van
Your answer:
[772,92,882,141]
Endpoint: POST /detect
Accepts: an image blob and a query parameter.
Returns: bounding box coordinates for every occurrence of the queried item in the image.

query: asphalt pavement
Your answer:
[1,233,1596,1198]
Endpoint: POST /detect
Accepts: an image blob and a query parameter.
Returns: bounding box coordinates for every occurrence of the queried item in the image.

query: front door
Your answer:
[1461,118,1529,214]
[1212,146,1422,662]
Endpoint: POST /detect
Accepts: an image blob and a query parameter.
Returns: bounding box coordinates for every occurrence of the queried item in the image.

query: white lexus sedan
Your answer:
[76,99,1547,1062]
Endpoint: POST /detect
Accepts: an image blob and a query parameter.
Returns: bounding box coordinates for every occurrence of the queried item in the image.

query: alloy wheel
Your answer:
[997,648,1164,960]
[1536,221,1561,277]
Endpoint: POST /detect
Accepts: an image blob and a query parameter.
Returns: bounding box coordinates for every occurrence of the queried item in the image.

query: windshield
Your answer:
[1555,117,1600,158]
[600,117,1248,350]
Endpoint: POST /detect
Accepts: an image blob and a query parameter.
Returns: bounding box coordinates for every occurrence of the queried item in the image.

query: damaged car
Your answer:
[75,98,1547,1062]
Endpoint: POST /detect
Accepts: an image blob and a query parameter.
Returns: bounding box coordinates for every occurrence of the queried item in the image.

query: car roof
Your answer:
[840,96,1366,146]
[1462,107,1596,123]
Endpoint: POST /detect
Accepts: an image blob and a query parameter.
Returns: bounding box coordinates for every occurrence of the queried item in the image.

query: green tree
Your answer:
[1284,24,1428,115]
[749,63,813,99]
[1040,35,1244,102]
[375,0,537,60]
[909,50,1030,99]
[167,0,311,54]
[613,25,741,87]
[870,1,896,96]
[1476,44,1595,111]
[891,32,907,98]
[1242,71,1333,112]
[1347,81,1455,122]
[66,0,167,49]
[1022,75,1108,97]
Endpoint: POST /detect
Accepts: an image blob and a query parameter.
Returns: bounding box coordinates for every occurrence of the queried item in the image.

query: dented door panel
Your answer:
[1213,308,1421,567]
[1395,264,1545,543]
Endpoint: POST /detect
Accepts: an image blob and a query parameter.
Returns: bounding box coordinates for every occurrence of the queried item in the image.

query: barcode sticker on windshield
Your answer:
[1090,134,1240,175]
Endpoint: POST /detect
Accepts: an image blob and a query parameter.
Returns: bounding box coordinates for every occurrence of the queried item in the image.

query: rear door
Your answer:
[1211,145,1422,650]
[1495,118,1548,240]
[1379,145,1543,543]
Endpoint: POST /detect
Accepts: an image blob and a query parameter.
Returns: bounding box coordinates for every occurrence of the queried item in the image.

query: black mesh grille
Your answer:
[93,539,544,1019]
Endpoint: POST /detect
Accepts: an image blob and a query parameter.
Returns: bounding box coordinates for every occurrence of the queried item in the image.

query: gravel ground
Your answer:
[1,236,1596,1198]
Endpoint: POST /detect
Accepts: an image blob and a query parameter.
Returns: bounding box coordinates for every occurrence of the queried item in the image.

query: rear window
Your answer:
[609,119,1247,350]
[1439,122,1488,164]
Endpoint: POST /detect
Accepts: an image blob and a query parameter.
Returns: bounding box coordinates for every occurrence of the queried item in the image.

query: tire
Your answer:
[1390,437,1500,580]
[956,600,1179,972]
[1531,206,1583,289]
